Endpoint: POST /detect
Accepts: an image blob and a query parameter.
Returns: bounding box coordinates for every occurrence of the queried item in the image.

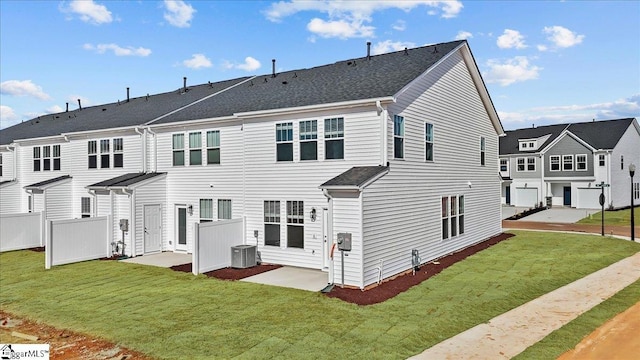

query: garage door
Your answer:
[576,188,601,209]
[515,188,538,207]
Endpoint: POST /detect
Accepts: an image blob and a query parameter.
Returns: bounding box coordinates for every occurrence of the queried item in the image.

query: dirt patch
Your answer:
[326,232,515,305]
[557,301,640,360]
[503,220,636,238]
[29,247,45,252]
[0,311,154,359]
[170,263,282,280]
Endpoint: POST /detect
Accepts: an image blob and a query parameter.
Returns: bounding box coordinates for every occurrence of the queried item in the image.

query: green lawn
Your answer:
[1,231,639,359]
[577,207,640,225]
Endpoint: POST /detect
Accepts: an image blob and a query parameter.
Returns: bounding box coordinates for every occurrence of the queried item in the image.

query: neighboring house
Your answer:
[500,118,640,209]
[0,40,505,289]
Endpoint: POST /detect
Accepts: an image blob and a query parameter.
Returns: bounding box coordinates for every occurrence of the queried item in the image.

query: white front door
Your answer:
[322,208,330,269]
[175,205,188,252]
[144,204,162,253]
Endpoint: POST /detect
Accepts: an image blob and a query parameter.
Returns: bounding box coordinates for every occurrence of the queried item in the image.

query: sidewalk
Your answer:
[409,252,640,359]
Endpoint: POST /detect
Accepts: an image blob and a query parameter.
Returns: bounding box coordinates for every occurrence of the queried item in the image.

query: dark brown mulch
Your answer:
[170,262,282,280]
[29,247,45,252]
[326,232,515,306]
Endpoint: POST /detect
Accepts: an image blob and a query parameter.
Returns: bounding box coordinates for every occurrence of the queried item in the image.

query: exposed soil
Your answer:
[0,311,154,360]
[170,262,282,280]
[503,220,638,238]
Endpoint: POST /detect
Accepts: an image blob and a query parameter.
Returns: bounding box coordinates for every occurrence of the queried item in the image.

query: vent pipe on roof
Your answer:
[404,47,409,55]
[432,45,438,54]
[66,103,69,112]
[183,77,187,93]
[78,99,82,110]
[367,42,371,60]
[127,87,130,102]
[272,59,276,78]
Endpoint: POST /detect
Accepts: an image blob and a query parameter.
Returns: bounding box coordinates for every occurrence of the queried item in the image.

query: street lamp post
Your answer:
[630,164,636,241]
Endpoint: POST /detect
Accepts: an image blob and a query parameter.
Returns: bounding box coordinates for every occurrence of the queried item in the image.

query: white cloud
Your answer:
[68,95,91,109]
[163,0,196,28]
[0,80,51,100]
[537,44,548,52]
[455,30,473,40]
[0,105,20,129]
[263,1,462,39]
[392,20,406,31]
[60,0,113,25]
[182,54,212,69]
[46,105,65,114]
[83,43,152,57]
[372,40,417,55]
[497,29,527,49]
[543,25,585,48]
[483,56,541,86]
[223,57,262,72]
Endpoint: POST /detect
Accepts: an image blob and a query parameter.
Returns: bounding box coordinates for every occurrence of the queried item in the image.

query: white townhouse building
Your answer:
[0,40,505,289]
[500,118,640,209]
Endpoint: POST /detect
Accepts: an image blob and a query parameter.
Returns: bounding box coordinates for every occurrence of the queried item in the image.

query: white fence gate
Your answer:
[193,218,245,275]
[0,212,44,252]
[45,215,112,269]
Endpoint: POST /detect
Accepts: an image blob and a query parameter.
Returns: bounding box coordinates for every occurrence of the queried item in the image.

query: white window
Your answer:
[442,195,464,240]
[43,146,51,171]
[172,134,184,166]
[264,201,280,246]
[563,155,574,171]
[529,142,534,148]
[480,137,486,166]
[425,123,434,161]
[500,159,508,172]
[100,139,110,168]
[286,201,304,249]
[0,153,2,177]
[299,120,317,161]
[599,154,605,167]
[199,199,213,222]
[527,157,535,171]
[324,117,344,160]
[450,196,458,237]
[218,199,232,220]
[550,155,560,171]
[189,132,202,166]
[576,154,587,171]
[517,158,525,172]
[33,147,41,172]
[458,195,465,235]
[621,155,624,170]
[207,130,220,165]
[88,140,97,169]
[81,197,91,218]
[635,183,639,200]
[276,123,293,162]
[113,138,123,168]
[441,197,448,240]
[394,115,404,159]
[53,145,61,170]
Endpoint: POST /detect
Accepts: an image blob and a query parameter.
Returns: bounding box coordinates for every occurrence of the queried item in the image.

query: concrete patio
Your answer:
[241,266,329,292]
[120,252,191,268]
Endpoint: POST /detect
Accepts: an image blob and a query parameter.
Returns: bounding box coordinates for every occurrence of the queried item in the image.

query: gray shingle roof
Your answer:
[320,166,389,188]
[499,118,636,155]
[86,172,165,189]
[24,175,72,190]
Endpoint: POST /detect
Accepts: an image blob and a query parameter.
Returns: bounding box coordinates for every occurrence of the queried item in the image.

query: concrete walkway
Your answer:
[241,266,329,292]
[409,252,640,360]
[120,252,191,267]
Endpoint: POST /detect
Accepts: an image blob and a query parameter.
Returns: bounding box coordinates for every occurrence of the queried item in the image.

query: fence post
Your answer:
[45,220,52,269]
[40,211,46,247]
[192,222,199,275]
[107,215,113,257]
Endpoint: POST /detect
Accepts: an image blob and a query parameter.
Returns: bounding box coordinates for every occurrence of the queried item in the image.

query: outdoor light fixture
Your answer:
[188,205,193,216]
[630,163,636,241]
[310,208,317,222]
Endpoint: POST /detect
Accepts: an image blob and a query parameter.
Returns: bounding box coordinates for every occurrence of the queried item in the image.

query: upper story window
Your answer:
[276,123,293,162]
[100,139,110,168]
[425,123,434,161]
[550,155,560,171]
[0,153,2,177]
[86,138,123,169]
[172,134,185,166]
[516,157,535,172]
[517,158,525,171]
[33,147,41,172]
[599,154,605,167]
[218,199,232,220]
[207,131,220,165]
[563,155,574,171]
[324,117,344,160]
[621,155,624,170]
[88,141,97,168]
[527,157,535,171]
[480,137,486,166]
[189,132,202,166]
[43,146,51,171]
[500,159,508,172]
[393,115,404,159]
[53,145,61,170]
[199,199,213,223]
[299,120,317,161]
[113,139,123,168]
[576,154,587,171]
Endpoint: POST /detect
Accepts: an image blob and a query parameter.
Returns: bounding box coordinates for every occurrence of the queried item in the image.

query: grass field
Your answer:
[577,207,640,225]
[1,230,639,359]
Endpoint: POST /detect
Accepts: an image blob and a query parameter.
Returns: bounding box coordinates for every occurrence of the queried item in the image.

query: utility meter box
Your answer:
[337,232,352,252]
[119,219,129,232]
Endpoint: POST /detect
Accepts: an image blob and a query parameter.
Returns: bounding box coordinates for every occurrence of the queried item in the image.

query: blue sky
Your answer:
[1,0,638,130]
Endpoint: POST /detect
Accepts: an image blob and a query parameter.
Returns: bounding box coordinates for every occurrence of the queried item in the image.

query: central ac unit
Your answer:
[231,245,257,268]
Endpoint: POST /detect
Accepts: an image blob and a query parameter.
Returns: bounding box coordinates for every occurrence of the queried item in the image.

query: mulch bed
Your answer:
[326,232,515,305]
[29,247,45,252]
[170,262,282,280]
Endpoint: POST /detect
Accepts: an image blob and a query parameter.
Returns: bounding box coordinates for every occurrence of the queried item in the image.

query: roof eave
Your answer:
[235,97,396,119]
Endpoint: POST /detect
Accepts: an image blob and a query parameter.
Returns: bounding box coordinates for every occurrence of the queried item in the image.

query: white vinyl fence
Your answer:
[193,218,245,275]
[45,215,112,269]
[0,212,44,252]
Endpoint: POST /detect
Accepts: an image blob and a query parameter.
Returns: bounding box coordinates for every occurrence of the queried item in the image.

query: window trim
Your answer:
[88,140,97,169]
[264,201,281,247]
[299,120,318,161]
[199,199,213,223]
[576,154,587,171]
[217,199,232,220]
[113,138,123,168]
[550,155,560,172]
[286,200,304,249]
[172,133,185,166]
[516,157,525,172]
[276,122,294,162]
[425,122,434,162]
[206,130,221,165]
[53,144,61,170]
[480,137,486,166]
[189,132,202,166]
[563,155,574,171]
[33,147,41,172]
[527,157,535,171]
[598,154,605,167]
[100,139,110,169]
[324,117,344,160]
[500,159,508,172]
[81,197,92,218]
[393,115,404,159]
[442,195,464,240]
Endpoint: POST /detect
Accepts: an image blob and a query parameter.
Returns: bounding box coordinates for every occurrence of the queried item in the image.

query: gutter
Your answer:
[235,97,395,119]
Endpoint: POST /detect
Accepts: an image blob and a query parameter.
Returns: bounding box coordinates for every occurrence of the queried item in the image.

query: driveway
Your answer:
[511,207,599,223]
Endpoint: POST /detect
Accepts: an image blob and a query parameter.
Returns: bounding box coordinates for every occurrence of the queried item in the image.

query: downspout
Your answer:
[25,189,33,213]
[540,153,545,206]
[322,189,334,285]
[376,100,388,166]
[147,127,158,172]
[134,127,146,172]
[88,189,98,217]
[359,190,364,290]
[122,188,136,257]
